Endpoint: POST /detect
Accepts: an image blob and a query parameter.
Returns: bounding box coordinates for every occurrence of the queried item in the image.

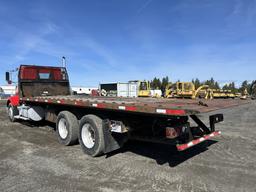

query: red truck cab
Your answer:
[7,65,70,106]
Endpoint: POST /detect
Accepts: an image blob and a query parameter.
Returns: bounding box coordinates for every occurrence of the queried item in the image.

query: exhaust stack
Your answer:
[62,56,66,68]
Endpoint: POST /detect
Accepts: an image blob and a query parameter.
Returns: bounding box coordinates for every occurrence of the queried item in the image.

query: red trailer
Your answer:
[5,65,248,157]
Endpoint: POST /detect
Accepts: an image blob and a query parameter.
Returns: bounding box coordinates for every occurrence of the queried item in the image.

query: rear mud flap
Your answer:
[102,120,129,154]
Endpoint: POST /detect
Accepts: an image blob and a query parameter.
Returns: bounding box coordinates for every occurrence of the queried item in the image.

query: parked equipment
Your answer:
[165,82,212,99]
[240,88,249,100]
[130,80,151,97]
[5,64,248,157]
[211,89,235,99]
[150,89,162,98]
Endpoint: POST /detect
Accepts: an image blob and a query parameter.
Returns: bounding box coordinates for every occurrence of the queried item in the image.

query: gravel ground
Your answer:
[0,100,256,192]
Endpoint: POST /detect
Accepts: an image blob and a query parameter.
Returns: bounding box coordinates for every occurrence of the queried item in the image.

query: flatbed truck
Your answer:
[5,65,249,156]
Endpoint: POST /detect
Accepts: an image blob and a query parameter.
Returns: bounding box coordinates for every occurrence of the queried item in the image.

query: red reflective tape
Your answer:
[177,144,187,151]
[192,139,201,145]
[57,99,65,104]
[166,109,186,115]
[118,106,136,111]
[204,135,210,140]
[49,99,53,103]
[125,106,137,111]
[92,103,105,108]
[97,103,105,108]
[176,131,221,151]
[74,100,84,105]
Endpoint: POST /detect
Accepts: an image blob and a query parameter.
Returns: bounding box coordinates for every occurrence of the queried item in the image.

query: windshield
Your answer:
[140,82,148,90]
[184,83,193,91]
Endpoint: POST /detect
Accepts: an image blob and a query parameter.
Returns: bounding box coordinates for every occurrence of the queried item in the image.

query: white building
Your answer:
[71,86,98,95]
[0,85,16,95]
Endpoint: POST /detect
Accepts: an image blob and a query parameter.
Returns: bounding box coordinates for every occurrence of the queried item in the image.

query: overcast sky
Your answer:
[0,0,255,87]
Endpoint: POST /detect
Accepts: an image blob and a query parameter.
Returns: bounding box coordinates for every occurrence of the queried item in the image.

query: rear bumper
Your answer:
[176,131,221,151]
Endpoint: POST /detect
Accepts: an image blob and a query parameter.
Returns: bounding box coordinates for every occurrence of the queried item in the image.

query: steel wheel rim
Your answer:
[81,123,95,149]
[58,118,68,139]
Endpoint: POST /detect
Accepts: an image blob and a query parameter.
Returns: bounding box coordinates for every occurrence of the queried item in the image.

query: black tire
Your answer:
[79,114,105,157]
[7,104,18,122]
[56,111,79,146]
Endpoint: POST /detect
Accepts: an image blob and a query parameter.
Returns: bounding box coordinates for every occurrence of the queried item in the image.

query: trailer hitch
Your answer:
[190,114,224,134]
[209,114,223,132]
[177,114,224,149]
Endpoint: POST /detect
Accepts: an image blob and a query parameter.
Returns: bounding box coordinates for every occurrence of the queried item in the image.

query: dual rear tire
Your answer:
[56,111,79,146]
[56,112,105,157]
[79,115,105,157]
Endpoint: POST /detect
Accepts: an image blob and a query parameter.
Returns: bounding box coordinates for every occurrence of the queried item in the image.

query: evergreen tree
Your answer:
[214,81,220,89]
[151,77,161,89]
[205,77,216,89]
[194,78,201,89]
[250,80,256,96]
[161,76,169,90]
[240,80,249,92]
[222,84,229,90]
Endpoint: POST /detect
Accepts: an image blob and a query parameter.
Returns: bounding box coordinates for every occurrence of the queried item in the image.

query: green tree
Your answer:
[223,82,238,93]
[250,80,256,96]
[161,76,169,90]
[214,81,220,89]
[239,80,249,93]
[222,84,229,90]
[194,78,201,89]
[150,77,161,89]
[205,77,216,89]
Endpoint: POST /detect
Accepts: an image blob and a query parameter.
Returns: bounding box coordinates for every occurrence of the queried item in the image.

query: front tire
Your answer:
[79,115,105,157]
[7,104,18,122]
[56,111,79,146]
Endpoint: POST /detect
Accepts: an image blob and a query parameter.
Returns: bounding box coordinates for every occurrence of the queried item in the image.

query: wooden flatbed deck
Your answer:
[20,96,250,116]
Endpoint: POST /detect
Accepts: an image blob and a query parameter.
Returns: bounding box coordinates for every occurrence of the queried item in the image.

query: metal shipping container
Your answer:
[100,82,138,97]
[128,82,138,97]
[117,83,129,97]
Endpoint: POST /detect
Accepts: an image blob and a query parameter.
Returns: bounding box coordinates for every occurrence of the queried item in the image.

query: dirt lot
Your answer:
[0,100,256,192]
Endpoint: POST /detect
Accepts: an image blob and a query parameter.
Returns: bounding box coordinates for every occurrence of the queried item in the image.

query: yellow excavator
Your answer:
[129,80,151,97]
[138,81,151,97]
[165,82,212,99]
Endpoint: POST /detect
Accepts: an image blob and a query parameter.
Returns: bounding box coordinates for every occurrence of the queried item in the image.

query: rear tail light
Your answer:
[166,127,183,139]
[166,127,178,139]
[166,124,188,139]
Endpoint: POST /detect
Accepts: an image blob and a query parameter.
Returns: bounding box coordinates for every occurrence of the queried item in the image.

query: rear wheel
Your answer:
[7,104,18,122]
[79,115,105,157]
[56,111,79,146]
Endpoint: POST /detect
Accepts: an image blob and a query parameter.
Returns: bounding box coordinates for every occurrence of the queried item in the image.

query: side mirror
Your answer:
[5,72,12,84]
[5,72,10,82]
